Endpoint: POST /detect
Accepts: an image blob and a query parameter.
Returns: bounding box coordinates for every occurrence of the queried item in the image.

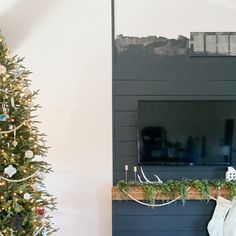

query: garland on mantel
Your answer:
[116,179,236,206]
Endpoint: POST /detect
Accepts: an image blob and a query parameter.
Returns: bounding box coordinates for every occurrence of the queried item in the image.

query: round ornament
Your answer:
[23,193,31,200]
[37,208,45,216]
[25,150,34,159]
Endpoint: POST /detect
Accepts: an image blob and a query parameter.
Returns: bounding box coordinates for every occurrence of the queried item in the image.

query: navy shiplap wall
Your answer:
[112,53,236,235]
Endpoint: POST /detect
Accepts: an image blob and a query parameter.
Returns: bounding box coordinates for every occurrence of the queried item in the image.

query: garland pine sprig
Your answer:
[116,179,236,206]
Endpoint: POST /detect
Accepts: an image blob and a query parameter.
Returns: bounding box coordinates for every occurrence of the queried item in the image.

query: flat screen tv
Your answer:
[138,100,236,166]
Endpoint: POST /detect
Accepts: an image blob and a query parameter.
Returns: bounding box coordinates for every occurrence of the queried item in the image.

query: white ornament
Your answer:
[25,150,34,159]
[4,165,17,178]
[9,125,13,130]
[23,193,31,200]
[226,166,236,181]
[11,67,24,79]
[11,97,15,108]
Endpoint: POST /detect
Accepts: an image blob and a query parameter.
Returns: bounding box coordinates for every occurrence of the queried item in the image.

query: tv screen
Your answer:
[138,100,236,165]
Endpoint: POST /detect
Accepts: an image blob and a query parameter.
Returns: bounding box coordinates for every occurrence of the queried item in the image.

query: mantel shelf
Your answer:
[112,186,230,201]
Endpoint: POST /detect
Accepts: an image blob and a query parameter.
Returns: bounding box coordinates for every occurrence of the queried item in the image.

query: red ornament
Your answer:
[37,208,45,216]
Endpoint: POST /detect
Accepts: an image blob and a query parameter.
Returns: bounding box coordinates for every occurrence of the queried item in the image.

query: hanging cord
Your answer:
[0,169,40,183]
[121,187,190,207]
[121,186,230,207]
[0,120,27,134]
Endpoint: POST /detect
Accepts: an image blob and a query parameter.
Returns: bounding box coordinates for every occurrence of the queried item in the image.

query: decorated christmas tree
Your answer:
[0,34,56,235]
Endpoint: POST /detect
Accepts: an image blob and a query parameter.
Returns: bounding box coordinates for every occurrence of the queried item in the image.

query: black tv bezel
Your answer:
[137,99,236,166]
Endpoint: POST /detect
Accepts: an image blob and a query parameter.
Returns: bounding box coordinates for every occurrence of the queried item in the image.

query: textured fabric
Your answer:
[224,198,236,236]
[207,196,232,236]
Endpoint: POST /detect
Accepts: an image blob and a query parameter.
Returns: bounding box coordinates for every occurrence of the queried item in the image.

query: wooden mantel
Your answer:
[112,186,230,201]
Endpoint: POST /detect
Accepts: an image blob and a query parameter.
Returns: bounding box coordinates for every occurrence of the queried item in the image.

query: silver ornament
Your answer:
[4,165,17,178]
[25,150,34,159]
[23,193,31,200]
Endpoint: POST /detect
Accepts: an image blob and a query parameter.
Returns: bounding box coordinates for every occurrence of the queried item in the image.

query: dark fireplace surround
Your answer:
[112,34,236,236]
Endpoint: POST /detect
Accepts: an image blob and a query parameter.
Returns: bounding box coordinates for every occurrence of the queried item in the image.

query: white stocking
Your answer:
[207,196,232,236]
[224,198,236,236]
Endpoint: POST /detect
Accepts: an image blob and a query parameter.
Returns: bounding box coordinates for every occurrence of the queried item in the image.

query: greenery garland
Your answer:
[116,179,236,205]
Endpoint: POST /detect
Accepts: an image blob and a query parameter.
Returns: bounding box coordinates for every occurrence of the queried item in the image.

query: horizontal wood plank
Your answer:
[115,111,137,126]
[113,201,215,216]
[115,58,236,81]
[112,187,229,201]
[115,231,208,236]
[114,95,236,111]
[115,215,210,231]
[116,127,137,141]
[115,141,138,157]
[115,81,236,96]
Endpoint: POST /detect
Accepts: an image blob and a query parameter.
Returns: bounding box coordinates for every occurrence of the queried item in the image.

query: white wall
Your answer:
[115,0,236,38]
[0,1,112,235]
